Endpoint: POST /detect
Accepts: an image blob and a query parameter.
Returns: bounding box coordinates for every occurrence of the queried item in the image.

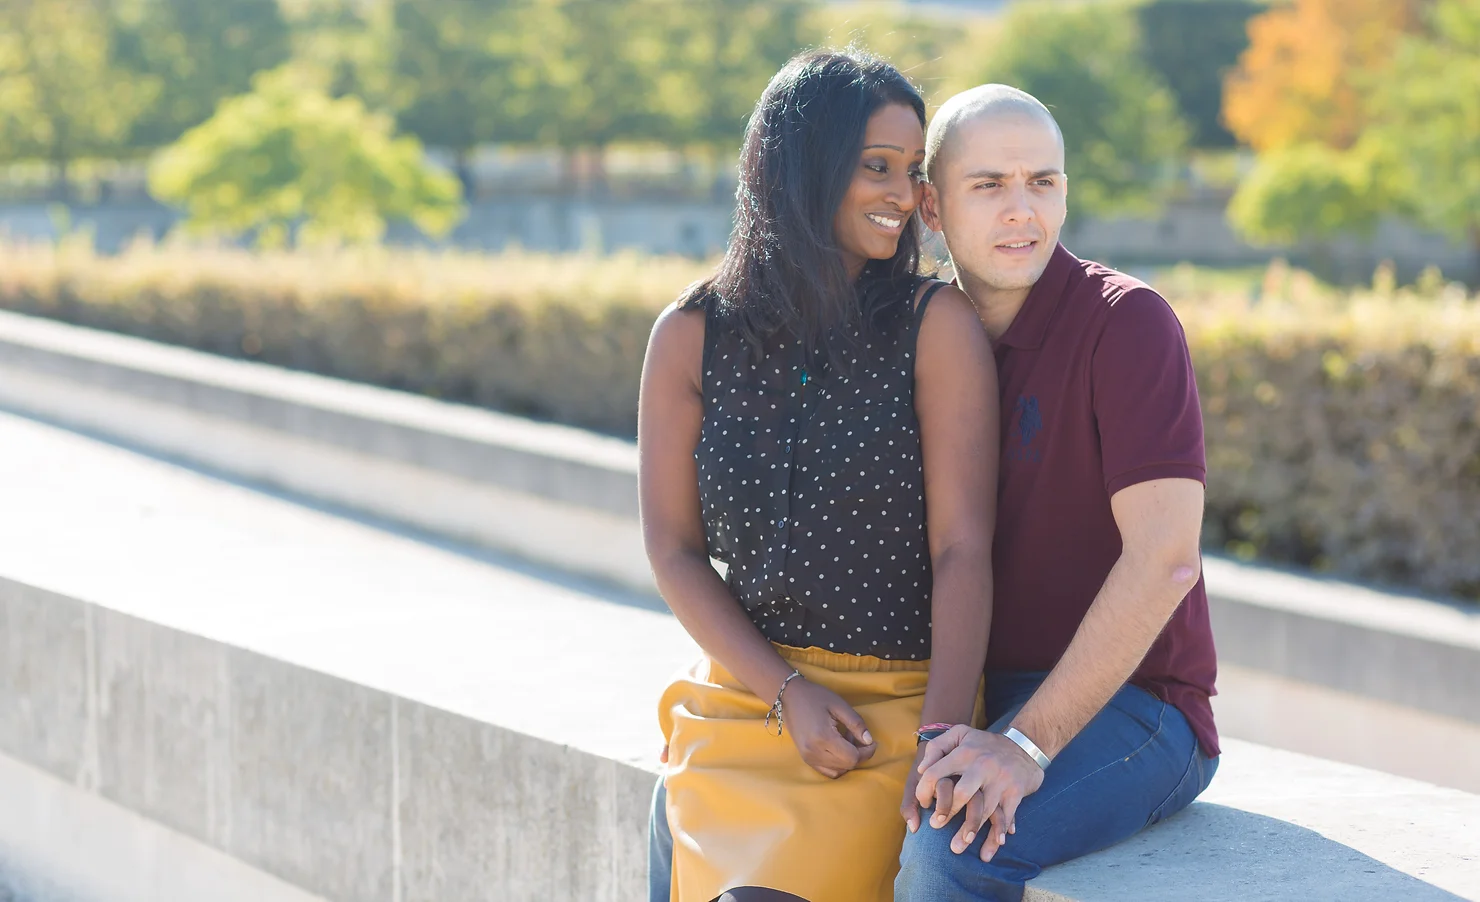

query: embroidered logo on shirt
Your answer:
[1010,395,1043,462]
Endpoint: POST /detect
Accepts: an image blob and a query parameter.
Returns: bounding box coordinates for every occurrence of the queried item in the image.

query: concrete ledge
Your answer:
[0,751,329,902]
[0,310,647,591]
[1,412,1477,901]
[2,309,1478,791]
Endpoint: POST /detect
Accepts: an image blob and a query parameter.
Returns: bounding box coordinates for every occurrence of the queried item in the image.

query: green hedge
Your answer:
[2,241,1476,601]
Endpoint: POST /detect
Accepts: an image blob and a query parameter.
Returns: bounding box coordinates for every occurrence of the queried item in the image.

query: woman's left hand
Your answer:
[900,743,934,833]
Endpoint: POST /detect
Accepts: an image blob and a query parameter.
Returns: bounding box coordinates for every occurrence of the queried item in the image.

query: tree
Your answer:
[115,0,292,151]
[1226,142,1387,247]
[1222,0,1426,153]
[1136,0,1262,149]
[967,1,1190,217]
[1226,0,1480,279]
[0,0,157,198]
[806,2,992,106]
[279,0,397,105]
[655,0,813,150]
[525,0,666,153]
[149,66,463,247]
[384,0,534,196]
[1364,0,1480,270]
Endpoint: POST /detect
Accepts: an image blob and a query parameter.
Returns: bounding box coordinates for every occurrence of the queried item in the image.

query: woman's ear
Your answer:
[919,183,944,233]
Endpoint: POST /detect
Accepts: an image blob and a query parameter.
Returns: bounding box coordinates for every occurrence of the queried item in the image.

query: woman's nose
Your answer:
[886,171,918,212]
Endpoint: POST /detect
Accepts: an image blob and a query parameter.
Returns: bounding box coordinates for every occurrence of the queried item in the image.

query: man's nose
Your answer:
[1001,184,1033,223]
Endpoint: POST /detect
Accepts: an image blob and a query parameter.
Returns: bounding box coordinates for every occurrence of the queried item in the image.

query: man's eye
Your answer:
[975,182,999,190]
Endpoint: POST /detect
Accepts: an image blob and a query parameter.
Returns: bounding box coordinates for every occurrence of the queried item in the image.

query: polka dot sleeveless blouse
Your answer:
[692,281,944,660]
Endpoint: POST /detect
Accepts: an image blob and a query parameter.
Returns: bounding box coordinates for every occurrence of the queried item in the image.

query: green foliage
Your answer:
[115,0,293,150]
[278,0,396,104]
[2,241,1477,598]
[1227,0,1480,266]
[149,67,463,247]
[969,1,1191,217]
[808,2,998,104]
[1226,142,1386,245]
[654,0,814,149]
[0,0,156,193]
[1136,0,1262,148]
[515,0,663,149]
[1364,0,1480,252]
[384,0,533,188]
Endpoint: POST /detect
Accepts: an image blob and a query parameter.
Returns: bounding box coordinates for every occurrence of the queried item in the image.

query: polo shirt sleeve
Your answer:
[1092,288,1206,496]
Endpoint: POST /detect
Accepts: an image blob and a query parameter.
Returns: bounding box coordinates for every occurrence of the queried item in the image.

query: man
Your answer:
[648,83,1219,902]
[892,84,1219,901]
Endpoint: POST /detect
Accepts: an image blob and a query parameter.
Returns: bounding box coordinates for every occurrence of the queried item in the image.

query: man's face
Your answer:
[921,113,1068,295]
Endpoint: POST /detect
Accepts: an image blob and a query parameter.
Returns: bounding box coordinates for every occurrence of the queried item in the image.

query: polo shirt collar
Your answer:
[997,242,1077,350]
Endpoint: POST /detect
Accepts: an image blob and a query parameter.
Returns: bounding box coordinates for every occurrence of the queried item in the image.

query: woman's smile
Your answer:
[866,211,905,233]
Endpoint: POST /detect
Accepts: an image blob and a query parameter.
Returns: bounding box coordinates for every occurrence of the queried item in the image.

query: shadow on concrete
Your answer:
[0,405,671,618]
[1041,802,1472,901]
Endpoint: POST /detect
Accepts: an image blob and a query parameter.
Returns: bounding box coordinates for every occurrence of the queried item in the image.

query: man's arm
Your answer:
[1009,477,1204,759]
[916,477,1204,854]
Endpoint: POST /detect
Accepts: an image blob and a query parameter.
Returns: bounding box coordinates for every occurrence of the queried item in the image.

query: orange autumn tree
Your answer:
[1223,0,1427,152]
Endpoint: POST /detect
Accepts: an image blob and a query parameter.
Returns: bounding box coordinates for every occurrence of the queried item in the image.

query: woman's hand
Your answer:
[900,742,931,833]
[781,678,877,779]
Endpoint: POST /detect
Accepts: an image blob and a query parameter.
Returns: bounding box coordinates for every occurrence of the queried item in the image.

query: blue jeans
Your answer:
[648,775,673,902]
[894,672,1218,902]
[646,672,1216,902]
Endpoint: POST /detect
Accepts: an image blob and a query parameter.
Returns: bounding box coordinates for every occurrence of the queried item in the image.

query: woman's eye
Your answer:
[865,163,887,174]
[908,169,923,181]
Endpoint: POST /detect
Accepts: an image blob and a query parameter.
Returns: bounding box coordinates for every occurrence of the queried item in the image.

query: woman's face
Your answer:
[833,102,926,278]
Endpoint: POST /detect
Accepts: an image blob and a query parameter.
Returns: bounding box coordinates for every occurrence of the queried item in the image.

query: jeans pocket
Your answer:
[1106,684,1168,740]
[1145,746,1200,828]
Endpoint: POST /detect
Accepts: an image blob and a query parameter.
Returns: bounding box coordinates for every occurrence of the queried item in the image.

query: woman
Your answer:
[639,49,1000,902]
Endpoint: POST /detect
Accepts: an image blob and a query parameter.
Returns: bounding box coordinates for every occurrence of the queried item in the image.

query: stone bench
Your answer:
[2,309,1478,794]
[0,410,1475,901]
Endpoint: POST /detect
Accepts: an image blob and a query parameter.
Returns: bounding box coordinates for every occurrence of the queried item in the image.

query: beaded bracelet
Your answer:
[914,722,959,744]
[764,670,804,737]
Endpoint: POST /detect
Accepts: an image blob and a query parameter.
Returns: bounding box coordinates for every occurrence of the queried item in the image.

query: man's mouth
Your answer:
[996,239,1037,256]
[866,212,904,232]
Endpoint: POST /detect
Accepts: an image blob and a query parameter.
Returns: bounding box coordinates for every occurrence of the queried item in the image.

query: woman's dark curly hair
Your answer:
[681,49,927,367]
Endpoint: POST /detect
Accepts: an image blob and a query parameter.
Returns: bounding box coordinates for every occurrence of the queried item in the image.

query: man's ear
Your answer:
[919,182,944,232]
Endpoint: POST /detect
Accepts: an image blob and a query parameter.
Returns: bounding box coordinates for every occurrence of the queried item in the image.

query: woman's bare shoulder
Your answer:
[645,299,707,389]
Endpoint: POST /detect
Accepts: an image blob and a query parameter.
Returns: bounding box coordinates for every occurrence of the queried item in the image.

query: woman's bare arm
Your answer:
[639,303,795,701]
[639,302,875,776]
[898,282,998,829]
[914,286,999,728]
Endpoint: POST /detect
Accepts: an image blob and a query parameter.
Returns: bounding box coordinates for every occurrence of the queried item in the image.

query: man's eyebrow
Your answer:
[960,168,1064,181]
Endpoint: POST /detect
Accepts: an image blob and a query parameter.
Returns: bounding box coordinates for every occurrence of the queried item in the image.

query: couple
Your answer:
[637,49,1218,902]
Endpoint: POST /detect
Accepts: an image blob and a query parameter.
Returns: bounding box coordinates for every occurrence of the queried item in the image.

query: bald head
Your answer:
[923,84,1064,183]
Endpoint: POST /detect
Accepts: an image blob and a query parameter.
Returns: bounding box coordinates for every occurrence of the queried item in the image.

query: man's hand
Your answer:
[915,726,1045,860]
[783,678,877,779]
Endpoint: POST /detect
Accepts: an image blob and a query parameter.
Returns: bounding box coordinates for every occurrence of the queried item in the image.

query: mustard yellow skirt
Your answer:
[658,645,951,902]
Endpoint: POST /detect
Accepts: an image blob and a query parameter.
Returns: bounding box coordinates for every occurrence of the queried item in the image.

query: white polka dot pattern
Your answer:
[692,284,938,660]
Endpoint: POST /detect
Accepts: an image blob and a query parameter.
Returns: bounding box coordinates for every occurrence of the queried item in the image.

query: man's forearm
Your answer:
[1008,548,1200,758]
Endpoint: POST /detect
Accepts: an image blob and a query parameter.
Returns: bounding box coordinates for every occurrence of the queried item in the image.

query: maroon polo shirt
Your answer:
[988,243,1219,757]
